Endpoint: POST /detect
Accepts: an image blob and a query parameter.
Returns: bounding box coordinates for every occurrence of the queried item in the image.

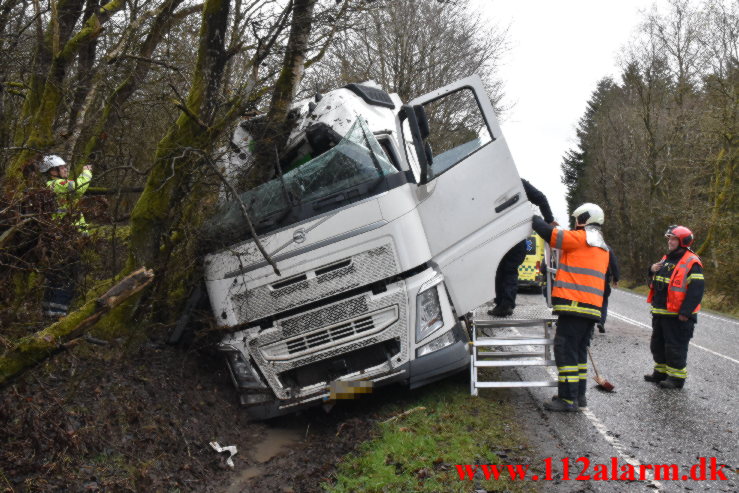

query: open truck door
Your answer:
[401,75,532,315]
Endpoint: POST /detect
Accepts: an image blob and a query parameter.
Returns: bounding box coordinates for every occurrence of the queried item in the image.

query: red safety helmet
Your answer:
[664,225,694,248]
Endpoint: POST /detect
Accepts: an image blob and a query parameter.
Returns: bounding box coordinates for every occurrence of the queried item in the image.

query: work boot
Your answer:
[644,371,667,383]
[488,305,513,317]
[543,397,577,412]
[658,377,685,389]
[552,395,587,408]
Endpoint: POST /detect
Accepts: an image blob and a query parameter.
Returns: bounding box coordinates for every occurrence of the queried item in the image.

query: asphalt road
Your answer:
[477,290,738,492]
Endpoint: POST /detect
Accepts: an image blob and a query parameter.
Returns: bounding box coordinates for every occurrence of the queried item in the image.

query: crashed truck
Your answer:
[203,75,532,419]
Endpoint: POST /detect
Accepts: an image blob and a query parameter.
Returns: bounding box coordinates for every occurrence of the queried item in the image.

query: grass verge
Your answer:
[323,374,535,493]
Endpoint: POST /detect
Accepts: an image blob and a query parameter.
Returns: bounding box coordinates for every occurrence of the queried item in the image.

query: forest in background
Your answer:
[562,0,737,311]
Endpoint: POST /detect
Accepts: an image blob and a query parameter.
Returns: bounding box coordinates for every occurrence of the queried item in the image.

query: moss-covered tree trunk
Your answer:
[249,0,318,186]
[124,0,232,324]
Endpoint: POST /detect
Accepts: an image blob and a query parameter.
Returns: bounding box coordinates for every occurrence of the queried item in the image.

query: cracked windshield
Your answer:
[209,117,397,246]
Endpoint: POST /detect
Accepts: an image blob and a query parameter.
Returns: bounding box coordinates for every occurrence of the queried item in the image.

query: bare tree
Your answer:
[302,0,509,111]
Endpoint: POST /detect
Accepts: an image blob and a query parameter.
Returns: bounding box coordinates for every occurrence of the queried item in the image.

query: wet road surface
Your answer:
[476,290,738,492]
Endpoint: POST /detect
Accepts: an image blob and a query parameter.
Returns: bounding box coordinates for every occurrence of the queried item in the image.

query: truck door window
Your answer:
[415,87,493,178]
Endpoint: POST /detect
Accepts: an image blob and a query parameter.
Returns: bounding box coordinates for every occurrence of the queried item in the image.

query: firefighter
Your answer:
[488,179,557,317]
[37,154,93,319]
[532,203,609,412]
[644,225,704,389]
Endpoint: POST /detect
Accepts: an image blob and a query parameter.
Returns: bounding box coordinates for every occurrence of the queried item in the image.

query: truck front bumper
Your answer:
[409,321,469,389]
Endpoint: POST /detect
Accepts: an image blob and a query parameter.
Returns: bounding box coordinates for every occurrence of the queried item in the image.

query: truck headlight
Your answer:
[416,328,456,358]
[416,285,444,343]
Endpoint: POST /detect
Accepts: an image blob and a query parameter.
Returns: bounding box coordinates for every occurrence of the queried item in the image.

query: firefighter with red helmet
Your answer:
[645,225,705,389]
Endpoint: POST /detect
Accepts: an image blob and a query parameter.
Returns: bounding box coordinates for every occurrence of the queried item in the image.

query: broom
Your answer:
[587,347,615,391]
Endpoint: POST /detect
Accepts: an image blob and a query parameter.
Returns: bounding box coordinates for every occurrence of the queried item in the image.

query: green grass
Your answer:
[323,375,535,493]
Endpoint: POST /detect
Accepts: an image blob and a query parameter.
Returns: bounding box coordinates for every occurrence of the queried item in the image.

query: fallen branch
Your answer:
[203,154,281,276]
[381,406,426,424]
[0,267,154,387]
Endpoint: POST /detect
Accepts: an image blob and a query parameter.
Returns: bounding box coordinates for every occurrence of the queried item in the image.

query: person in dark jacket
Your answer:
[644,225,704,389]
[597,249,620,333]
[489,179,557,317]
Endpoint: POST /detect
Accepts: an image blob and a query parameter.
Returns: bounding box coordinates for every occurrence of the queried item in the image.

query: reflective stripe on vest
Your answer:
[553,280,604,296]
[552,303,603,318]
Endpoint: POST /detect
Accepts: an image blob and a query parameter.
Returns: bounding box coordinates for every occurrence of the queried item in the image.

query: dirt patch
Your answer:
[0,340,379,492]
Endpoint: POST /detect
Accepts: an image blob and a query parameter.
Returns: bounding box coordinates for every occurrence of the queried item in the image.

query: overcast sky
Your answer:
[476,0,651,225]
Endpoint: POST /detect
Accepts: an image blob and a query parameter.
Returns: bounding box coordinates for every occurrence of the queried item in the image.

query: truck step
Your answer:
[476,351,545,357]
[473,337,554,346]
[474,381,557,388]
[474,359,556,367]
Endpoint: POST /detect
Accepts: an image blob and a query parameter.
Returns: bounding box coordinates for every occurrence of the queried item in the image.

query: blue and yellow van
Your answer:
[518,233,545,290]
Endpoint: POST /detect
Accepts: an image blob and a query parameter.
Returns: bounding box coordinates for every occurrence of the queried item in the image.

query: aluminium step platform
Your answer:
[469,302,558,395]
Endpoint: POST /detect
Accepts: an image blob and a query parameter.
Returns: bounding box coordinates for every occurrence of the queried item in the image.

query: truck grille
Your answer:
[232,243,398,322]
[261,306,399,361]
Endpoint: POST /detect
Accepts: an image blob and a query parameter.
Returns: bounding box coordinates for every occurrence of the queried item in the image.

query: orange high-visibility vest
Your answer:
[647,250,702,314]
[550,228,609,320]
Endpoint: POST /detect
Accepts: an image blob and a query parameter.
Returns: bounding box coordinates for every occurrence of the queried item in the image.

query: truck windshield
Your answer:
[206,117,398,246]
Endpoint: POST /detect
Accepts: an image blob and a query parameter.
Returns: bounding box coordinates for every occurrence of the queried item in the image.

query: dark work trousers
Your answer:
[599,283,612,325]
[554,315,595,403]
[650,316,693,380]
[494,240,528,309]
[42,259,79,318]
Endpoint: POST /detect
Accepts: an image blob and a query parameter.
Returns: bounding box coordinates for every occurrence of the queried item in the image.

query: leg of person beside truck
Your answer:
[552,315,593,409]
[490,241,527,316]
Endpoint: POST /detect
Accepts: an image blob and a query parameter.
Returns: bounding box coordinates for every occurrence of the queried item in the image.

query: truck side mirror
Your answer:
[401,104,433,184]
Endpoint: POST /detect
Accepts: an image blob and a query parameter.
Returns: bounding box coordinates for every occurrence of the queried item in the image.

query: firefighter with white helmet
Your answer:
[644,225,704,389]
[37,154,93,319]
[532,202,610,411]
[38,154,93,230]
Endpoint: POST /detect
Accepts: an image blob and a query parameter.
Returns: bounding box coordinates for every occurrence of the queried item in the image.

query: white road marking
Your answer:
[613,289,739,326]
[541,366,664,491]
[504,327,663,491]
[609,311,739,365]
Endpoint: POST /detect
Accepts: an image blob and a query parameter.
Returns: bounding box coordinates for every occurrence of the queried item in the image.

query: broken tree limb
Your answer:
[0,267,154,387]
[203,154,281,276]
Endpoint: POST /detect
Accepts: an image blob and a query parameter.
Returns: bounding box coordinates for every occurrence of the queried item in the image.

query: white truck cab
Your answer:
[203,75,532,419]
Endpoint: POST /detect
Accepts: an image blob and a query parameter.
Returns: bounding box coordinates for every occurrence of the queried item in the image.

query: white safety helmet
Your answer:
[38,154,66,173]
[572,202,604,226]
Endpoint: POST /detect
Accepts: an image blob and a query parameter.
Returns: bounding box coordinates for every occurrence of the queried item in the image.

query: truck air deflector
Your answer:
[344,83,395,109]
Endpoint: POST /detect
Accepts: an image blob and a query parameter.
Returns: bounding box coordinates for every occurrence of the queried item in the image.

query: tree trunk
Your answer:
[125,0,232,324]
[249,0,318,186]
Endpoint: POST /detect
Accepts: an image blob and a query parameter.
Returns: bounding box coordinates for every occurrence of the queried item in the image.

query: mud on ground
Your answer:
[0,338,381,493]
